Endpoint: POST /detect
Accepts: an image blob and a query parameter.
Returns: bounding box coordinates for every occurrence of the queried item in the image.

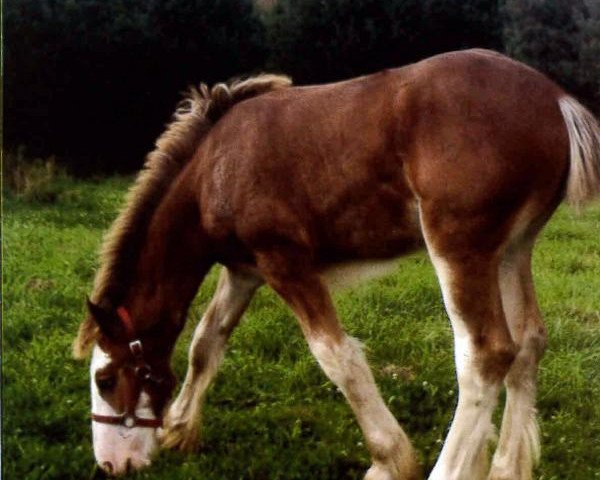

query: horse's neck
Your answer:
[125,182,210,332]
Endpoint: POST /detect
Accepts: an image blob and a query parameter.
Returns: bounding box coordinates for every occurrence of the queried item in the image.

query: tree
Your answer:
[264,0,502,84]
[4,0,266,173]
[574,0,600,112]
[502,0,599,113]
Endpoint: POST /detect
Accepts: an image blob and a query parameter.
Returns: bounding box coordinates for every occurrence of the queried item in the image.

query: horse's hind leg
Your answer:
[488,239,547,480]
[160,267,262,451]
[256,251,421,480]
[420,210,518,480]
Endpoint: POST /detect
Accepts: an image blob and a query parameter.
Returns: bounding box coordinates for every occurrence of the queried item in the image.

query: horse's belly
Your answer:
[320,258,403,290]
[317,193,423,260]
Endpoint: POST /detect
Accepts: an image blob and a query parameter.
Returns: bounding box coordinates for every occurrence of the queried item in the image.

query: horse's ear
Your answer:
[84,298,127,342]
[73,315,99,359]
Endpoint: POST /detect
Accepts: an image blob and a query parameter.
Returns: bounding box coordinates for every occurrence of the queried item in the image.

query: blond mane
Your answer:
[74,74,291,358]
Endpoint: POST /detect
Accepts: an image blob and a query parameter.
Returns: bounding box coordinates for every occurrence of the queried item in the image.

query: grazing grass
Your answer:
[3,176,600,480]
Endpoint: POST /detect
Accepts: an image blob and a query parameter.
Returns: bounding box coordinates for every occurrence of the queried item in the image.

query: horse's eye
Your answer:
[96,375,116,392]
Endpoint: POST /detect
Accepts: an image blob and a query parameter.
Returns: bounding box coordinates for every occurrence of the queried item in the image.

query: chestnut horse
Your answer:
[74,49,600,479]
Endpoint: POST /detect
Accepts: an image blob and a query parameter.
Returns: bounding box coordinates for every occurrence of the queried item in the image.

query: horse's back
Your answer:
[194,49,571,262]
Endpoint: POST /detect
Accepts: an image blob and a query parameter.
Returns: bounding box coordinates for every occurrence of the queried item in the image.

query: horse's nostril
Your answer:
[101,461,113,474]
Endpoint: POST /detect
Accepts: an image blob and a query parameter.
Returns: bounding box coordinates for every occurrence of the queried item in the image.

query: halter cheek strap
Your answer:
[116,306,158,378]
[91,306,163,429]
[117,306,135,338]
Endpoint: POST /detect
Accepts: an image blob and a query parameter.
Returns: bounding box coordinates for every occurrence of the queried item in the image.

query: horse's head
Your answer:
[77,300,177,476]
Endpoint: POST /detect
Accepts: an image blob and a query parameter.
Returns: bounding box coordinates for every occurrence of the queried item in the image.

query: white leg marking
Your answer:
[308,335,418,479]
[91,346,158,474]
[489,247,543,480]
[160,268,260,450]
[489,386,539,480]
[425,250,499,480]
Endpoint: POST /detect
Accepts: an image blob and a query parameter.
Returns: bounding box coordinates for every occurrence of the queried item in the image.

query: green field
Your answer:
[3,177,600,479]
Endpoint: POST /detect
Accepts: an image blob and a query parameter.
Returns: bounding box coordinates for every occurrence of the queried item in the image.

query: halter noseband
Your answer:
[91,306,163,429]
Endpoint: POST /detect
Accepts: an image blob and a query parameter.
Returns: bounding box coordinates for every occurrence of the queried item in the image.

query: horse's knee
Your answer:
[307,334,364,387]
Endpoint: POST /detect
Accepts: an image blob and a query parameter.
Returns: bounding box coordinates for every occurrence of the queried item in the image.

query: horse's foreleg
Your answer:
[159,267,262,451]
[257,252,420,480]
[488,243,546,480]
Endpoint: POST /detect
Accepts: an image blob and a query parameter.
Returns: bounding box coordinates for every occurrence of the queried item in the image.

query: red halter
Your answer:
[91,306,163,429]
[116,306,135,337]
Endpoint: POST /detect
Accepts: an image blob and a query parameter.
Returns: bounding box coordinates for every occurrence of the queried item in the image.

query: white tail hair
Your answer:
[558,96,600,206]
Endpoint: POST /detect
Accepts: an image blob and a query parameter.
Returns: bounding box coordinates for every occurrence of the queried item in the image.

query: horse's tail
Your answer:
[558,96,600,207]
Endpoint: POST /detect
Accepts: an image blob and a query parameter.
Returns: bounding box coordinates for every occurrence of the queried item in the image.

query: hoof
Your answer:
[158,420,201,452]
[487,470,533,480]
[364,457,422,480]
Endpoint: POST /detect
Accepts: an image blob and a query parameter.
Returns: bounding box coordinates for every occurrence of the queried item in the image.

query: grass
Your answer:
[3,176,600,480]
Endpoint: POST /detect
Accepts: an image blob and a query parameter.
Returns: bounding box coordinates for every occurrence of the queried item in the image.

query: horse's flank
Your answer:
[194,49,568,264]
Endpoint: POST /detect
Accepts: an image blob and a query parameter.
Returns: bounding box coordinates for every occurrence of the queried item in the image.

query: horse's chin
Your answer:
[97,456,152,476]
[96,452,154,476]
[93,425,158,476]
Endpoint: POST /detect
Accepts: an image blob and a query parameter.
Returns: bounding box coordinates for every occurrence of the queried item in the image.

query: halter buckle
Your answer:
[129,339,143,357]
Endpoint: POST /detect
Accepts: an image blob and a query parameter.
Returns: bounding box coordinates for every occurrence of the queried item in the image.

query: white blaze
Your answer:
[90,346,158,475]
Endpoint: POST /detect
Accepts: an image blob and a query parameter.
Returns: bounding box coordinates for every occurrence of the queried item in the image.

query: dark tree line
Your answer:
[502,0,599,111]
[265,0,503,84]
[5,0,266,173]
[5,0,599,174]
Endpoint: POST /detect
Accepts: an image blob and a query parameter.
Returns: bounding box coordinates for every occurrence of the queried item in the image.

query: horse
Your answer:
[73,49,600,479]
